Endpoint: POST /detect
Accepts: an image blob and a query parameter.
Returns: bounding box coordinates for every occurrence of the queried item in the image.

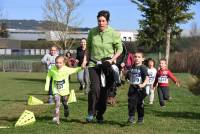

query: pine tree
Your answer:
[131,0,199,66]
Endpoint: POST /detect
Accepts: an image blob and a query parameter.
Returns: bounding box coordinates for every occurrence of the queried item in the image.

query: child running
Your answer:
[154,58,180,107]
[44,56,82,124]
[146,58,157,104]
[127,51,149,125]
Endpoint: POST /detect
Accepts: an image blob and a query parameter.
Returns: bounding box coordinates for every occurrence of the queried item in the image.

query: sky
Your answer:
[0,0,200,30]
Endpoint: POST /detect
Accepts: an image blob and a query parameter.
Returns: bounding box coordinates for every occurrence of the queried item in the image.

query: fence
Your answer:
[0,48,76,56]
[1,60,46,72]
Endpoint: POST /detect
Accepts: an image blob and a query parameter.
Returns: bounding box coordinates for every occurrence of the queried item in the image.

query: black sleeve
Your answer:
[140,65,148,82]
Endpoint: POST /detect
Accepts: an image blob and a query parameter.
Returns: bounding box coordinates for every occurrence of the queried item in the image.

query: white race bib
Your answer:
[148,77,155,84]
[55,80,65,91]
[130,75,142,85]
[158,76,168,84]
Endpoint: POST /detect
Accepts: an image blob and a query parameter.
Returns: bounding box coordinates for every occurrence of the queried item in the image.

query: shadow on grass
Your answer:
[0,117,18,122]
[0,99,26,102]
[13,78,45,83]
[152,110,200,120]
[37,116,127,127]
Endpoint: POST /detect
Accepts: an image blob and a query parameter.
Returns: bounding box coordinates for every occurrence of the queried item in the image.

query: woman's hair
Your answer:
[97,10,110,22]
[81,38,87,41]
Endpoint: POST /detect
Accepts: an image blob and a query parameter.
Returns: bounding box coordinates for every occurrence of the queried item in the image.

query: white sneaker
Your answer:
[149,102,153,105]
[52,117,60,125]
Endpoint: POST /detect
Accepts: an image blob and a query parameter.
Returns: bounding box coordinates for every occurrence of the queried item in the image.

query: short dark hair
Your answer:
[147,58,156,66]
[134,49,144,57]
[97,10,110,22]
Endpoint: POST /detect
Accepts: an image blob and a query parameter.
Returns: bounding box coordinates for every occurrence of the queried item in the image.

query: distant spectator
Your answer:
[76,38,90,94]
[65,51,76,82]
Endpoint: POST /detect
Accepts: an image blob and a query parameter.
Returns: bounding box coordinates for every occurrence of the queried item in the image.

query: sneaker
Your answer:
[52,117,60,125]
[86,115,94,122]
[127,116,136,125]
[149,101,153,105]
[79,85,84,90]
[48,97,54,104]
[64,107,69,117]
[161,105,166,108]
[96,114,103,124]
[137,118,144,124]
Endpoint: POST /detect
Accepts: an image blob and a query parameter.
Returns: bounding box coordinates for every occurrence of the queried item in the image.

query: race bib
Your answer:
[55,80,65,91]
[148,77,155,84]
[130,75,142,85]
[158,76,168,84]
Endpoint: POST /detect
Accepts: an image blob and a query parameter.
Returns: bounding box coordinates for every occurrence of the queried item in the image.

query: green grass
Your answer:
[0,72,200,134]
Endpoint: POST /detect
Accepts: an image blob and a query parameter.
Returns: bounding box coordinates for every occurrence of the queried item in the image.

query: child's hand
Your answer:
[139,84,145,89]
[176,81,180,87]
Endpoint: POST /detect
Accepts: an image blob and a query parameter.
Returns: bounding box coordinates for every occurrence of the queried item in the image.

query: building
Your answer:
[6,29,138,42]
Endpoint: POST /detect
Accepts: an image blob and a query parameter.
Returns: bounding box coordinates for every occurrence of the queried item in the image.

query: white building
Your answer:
[118,30,138,42]
[7,29,138,41]
[8,29,47,41]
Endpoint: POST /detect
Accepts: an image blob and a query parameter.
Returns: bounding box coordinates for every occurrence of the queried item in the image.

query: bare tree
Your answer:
[43,0,81,50]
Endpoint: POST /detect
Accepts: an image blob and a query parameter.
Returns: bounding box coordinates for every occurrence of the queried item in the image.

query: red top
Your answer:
[154,68,178,87]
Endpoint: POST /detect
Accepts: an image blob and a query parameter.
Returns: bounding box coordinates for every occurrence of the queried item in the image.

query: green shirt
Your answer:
[45,65,82,96]
[87,26,123,67]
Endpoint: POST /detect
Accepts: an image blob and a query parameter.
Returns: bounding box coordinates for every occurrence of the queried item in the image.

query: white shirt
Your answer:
[147,68,157,85]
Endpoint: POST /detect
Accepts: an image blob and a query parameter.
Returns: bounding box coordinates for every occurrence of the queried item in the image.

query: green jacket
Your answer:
[45,65,82,96]
[87,26,123,67]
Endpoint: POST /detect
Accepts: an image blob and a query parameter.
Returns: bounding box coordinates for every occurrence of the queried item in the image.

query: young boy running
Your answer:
[127,51,149,125]
[146,58,157,104]
[154,58,180,107]
[45,56,82,124]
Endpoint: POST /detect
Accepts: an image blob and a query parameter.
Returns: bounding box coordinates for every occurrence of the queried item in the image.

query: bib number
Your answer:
[55,80,65,91]
[130,76,142,85]
[148,77,155,84]
[158,76,168,84]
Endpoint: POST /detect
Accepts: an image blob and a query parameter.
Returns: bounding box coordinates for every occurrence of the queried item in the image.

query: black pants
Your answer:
[88,67,108,118]
[128,85,146,119]
[107,83,117,97]
[157,86,169,106]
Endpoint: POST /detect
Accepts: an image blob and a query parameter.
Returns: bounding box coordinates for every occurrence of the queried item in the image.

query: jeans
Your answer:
[77,67,90,93]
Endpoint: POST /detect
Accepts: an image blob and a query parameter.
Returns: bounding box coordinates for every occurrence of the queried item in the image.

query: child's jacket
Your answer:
[45,65,81,96]
[154,68,177,87]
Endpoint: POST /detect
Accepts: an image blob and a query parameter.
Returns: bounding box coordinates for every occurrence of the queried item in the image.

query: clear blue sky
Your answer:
[1,0,200,30]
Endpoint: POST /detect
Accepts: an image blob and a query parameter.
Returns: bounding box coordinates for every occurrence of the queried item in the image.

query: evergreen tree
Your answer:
[131,0,199,66]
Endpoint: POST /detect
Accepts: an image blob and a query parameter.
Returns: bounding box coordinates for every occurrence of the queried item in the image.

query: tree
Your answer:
[43,0,81,50]
[131,0,199,66]
[0,8,8,38]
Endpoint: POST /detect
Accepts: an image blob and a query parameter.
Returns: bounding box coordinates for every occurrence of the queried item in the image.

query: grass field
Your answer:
[0,72,200,134]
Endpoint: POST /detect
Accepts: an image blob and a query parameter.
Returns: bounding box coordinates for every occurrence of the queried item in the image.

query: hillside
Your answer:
[0,19,90,31]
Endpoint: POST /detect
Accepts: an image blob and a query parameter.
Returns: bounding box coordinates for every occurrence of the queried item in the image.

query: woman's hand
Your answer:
[81,61,87,69]
[106,59,114,64]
